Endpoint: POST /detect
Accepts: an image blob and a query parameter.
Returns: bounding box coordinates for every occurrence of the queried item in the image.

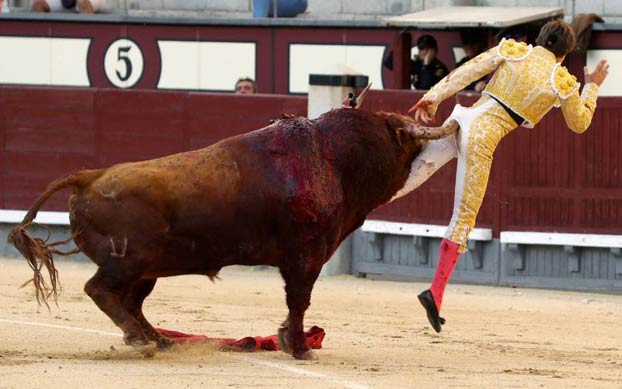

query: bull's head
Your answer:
[378,112,459,152]
[340,83,460,194]
[375,111,459,197]
[378,112,424,155]
[347,83,459,141]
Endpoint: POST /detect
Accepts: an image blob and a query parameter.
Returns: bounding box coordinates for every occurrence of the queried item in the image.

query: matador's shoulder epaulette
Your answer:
[550,63,580,100]
[496,38,532,62]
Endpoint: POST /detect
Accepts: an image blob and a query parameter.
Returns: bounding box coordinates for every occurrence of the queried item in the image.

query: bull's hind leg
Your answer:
[84,269,156,357]
[278,256,323,360]
[122,279,174,350]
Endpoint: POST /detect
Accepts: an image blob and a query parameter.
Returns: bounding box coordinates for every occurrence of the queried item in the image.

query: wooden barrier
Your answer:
[0,87,307,210]
[2,86,621,238]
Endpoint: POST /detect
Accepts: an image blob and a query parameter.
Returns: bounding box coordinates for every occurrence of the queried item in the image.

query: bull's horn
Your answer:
[407,119,459,140]
[354,83,373,109]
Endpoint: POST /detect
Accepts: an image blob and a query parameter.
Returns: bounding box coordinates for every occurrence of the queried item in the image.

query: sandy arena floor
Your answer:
[0,256,620,388]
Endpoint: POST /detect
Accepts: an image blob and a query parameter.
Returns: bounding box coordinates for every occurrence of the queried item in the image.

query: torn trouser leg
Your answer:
[391,133,458,201]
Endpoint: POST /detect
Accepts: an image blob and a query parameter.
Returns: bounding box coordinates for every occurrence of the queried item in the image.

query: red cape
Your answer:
[152,326,325,352]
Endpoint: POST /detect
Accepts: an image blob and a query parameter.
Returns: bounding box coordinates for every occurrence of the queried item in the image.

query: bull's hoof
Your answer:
[155,337,175,350]
[294,350,318,361]
[130,341,157,358]
[277,327,291,354]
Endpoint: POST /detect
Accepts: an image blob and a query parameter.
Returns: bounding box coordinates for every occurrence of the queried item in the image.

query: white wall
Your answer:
[10,0,622,22]
[110,1,622,22]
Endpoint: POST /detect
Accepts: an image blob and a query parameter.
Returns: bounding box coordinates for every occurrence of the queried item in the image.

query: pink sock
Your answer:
[429,239,461,312]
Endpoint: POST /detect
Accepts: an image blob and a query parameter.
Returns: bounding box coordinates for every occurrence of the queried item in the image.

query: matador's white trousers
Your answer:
[392,96,517,252]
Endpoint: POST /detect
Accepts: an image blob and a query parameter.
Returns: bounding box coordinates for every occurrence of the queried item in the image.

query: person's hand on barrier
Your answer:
[584,59,609,86]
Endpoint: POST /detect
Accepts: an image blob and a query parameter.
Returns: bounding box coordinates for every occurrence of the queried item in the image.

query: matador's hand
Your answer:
[584,59,609,87]
[408,99,435,125]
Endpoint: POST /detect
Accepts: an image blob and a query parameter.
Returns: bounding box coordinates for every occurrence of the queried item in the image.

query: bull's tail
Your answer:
[7,169,104,308]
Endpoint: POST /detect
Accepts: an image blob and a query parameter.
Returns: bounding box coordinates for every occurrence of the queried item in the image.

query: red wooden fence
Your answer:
[1,86,621,236]
[0,87,307,210]
[363,90,622,235]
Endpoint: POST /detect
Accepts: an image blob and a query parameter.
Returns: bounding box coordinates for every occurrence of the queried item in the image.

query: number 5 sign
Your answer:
[104,38,144,88]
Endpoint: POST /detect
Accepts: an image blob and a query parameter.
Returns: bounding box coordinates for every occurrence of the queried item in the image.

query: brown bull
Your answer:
[8,105,456,360]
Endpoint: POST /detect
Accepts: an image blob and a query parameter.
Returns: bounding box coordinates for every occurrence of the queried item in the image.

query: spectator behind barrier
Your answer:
[235,77,257,94]
[571,13,604,53]
[253,0,307,18]
[412,35,449,90]
[0,0,9,13]
[457,29,488,92]
[495,24,532,44]
[32,0,104,13]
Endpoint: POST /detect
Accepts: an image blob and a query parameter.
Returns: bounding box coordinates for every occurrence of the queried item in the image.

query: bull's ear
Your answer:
[384,113,405,132]
[395,127,414,147]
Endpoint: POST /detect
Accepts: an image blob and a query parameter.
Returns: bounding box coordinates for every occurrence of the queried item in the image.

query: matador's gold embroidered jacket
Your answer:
[421,38,599,133]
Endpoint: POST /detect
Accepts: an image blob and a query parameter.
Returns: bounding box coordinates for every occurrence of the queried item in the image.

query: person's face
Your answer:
[463,44,480,59]
[417,47,435,60]
[235,81,255,94]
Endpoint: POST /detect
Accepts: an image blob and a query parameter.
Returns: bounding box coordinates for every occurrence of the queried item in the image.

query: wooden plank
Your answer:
[2,85,622,238]
[5,112,95,155]
[385,6,563,28]
[500,231,622,248]
[355,261,499,284]
[362,220,492,241]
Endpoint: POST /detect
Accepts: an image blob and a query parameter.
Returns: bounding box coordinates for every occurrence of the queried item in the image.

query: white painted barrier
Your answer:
[500,231,622,275]
[361,219,492,241]
[0,209,70,225]
[500,231,622,248]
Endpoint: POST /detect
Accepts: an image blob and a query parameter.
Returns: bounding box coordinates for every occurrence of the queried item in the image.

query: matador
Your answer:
[393,20,609,333]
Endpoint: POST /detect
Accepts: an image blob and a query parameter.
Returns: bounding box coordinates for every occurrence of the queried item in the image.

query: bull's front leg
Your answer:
[84,269,156,357]
[279,258,323,360]
[122,279,175,350]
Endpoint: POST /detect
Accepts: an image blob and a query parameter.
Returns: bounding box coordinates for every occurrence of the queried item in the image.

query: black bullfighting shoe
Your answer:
[418,289,445,333]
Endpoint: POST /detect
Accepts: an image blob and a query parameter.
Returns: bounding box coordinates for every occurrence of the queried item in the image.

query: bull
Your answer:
[8,94,456,360]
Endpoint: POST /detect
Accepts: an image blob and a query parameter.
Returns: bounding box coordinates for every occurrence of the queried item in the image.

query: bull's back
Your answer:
[166,118,347,251]
[72,144,242,226]
[70,120,344,266]
[69,144,273,267]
